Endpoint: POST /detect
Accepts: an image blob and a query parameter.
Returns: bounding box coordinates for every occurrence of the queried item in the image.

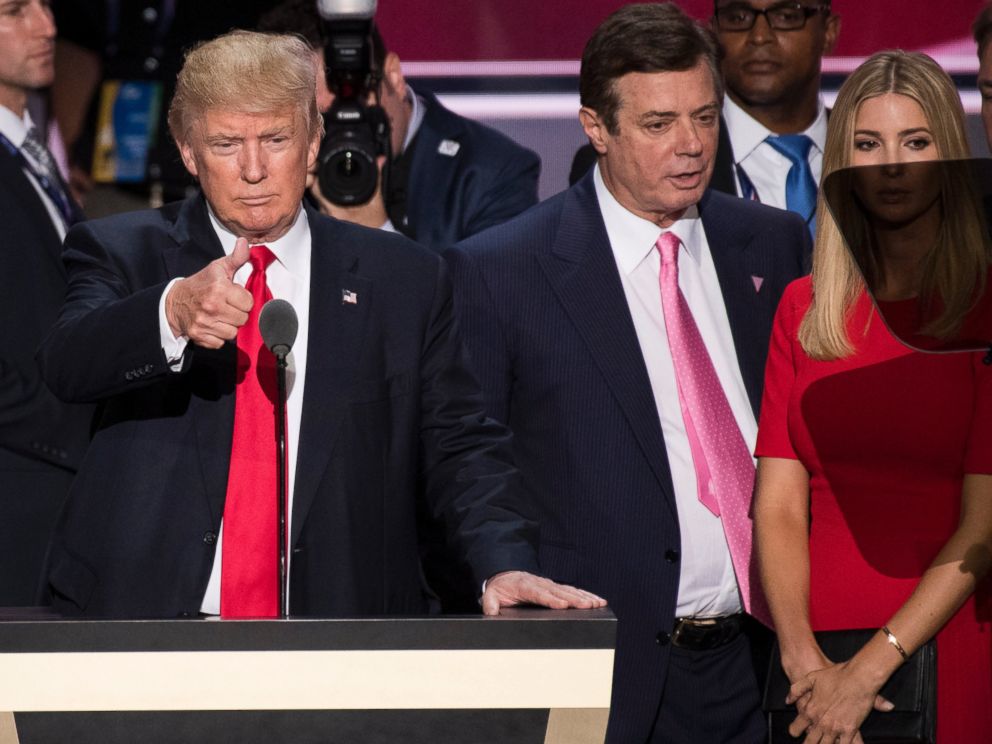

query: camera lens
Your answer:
[318,141,378,205]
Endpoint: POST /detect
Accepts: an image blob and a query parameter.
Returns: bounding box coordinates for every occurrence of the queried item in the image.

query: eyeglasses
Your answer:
[714,2,829,32]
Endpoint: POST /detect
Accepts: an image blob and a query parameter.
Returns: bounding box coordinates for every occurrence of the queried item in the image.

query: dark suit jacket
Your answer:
[407,92,540,247]
[0,146,92,606]
[446,173,810,743]
[37,196,538,619]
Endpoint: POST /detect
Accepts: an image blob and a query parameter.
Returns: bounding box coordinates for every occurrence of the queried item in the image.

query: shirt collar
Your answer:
[206,204,310,280]
[722,93,828,163]
[0,105,33,148]
[593,163,704,276]
[399,84,425,154]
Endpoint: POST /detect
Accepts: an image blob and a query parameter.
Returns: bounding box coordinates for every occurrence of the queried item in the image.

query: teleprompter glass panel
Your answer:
[822,158,992,354]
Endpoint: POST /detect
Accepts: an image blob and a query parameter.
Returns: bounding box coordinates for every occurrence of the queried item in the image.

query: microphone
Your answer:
[258,299,298,618]
[259,299,299,359]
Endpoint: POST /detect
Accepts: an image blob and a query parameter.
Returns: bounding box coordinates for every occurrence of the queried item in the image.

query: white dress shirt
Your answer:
[594,166,756,618]
[723,94,827,209]
[157,205,312,615]
[0,105,68,239]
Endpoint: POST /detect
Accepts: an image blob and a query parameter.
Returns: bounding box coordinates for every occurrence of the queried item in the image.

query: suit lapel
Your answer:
[700,191,770,417]
[406,93,462,242]
[536,178,679,516]
[708,115,738,197]
[161,195,236,524]
[291,208,374,545]
[0,148,64,275]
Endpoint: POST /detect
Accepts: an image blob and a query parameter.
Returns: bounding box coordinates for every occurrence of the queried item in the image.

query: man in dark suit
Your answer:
[448,5,810,742]
[260,0,540,247]
[0,0,92,606]
[37,30,603,620]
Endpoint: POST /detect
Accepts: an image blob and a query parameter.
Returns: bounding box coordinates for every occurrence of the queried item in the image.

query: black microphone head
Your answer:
[259,299,299,358]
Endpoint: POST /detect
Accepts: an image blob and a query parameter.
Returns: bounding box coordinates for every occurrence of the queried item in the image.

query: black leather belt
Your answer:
[671,613,746,651]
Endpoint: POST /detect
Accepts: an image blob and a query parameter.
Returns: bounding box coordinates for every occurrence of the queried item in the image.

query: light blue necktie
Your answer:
[766,134,817,236]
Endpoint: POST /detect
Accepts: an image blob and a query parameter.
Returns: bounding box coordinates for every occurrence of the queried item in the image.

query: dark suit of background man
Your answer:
[37,30,604,620]
[260,0,541,248]
[0,0,92,606]
[447,5,810,743]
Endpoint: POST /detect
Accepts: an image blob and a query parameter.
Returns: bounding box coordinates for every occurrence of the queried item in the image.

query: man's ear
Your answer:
[382,52,406,100]
[823,13,841,55]
[178,139,198,179]
[307,128,320,171]
[579,107,609,155]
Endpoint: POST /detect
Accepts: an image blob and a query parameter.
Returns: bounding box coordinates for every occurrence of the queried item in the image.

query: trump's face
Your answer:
[581,62,720,228]
[179,107,319,243]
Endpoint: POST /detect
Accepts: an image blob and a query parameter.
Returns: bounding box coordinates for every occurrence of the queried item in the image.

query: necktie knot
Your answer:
[765,134,817,232]
[765,133,814,165]
[249,244,276,275]
[656,231,681,267]
[19,125,76,225]
[24,126,42,144]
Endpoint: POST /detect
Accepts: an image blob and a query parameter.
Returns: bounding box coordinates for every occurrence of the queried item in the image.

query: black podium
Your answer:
[0,608,615,744]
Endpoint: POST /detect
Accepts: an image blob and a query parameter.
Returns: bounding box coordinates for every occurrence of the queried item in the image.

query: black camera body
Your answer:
[316,6,391,206]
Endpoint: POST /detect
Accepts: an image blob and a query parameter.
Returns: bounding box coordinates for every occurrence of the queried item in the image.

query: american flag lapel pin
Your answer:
[341,289,358,305]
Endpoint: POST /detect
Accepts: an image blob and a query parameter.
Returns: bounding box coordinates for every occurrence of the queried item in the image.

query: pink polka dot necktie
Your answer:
[221,245,280,618]
[656,231,769,624]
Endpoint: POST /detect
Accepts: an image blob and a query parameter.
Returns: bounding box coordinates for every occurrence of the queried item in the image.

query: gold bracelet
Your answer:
[881,625,909,662]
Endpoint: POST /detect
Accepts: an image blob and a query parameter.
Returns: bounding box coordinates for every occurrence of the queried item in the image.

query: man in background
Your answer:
[709,0,839,229]
[0,0,91,606]
[260,0,540,247]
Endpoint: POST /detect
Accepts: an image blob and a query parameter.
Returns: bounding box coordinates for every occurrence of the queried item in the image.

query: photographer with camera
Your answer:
[260,0,541,248]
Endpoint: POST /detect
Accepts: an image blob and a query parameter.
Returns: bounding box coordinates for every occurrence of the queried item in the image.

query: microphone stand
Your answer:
[275,351,289,619]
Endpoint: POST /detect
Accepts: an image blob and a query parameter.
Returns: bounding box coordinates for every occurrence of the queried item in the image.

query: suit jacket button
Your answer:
[664,549,680,563]
[125,371,134,381]
[203,532,217,545]
[656,631,670,646]
[144,364,153,372]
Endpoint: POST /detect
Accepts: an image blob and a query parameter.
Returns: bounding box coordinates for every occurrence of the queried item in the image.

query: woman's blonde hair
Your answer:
[167,30,323,146]
[799,50,986,359]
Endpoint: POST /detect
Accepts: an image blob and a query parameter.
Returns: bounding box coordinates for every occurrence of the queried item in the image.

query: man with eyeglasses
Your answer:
[711,1,840,234]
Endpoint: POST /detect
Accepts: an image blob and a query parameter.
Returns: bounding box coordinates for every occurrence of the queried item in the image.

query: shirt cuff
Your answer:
[159,278,189,369]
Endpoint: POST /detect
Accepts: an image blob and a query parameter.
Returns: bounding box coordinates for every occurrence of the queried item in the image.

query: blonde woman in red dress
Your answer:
[754,50,992,743]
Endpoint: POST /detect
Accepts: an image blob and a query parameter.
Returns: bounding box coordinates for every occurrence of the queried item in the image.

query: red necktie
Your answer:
[656,232,770,625]
[221,245,280,618]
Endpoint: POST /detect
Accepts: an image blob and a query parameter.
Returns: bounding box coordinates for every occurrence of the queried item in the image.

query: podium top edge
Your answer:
[0,608,616,653]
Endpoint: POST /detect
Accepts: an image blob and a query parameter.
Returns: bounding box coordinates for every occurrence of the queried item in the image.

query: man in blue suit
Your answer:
[260,0,540,248]
[448,5,810,742]
[37,30,603,620]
